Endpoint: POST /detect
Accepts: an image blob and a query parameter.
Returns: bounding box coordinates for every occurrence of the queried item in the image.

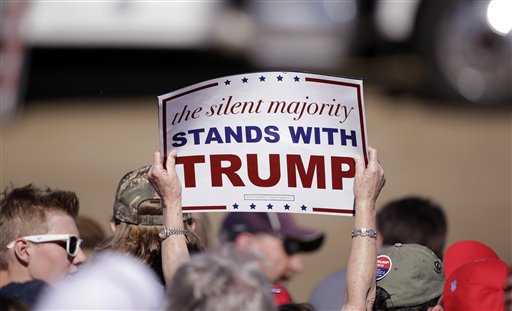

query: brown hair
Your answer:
[376,196,447,259]
[95,223,163,278]
[0,184,80,268]
[95,206,204,282]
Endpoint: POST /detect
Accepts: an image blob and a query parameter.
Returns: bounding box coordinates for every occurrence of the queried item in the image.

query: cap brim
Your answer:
[221,212,325,253]
[294,233,325,252]
[280,219,325,253]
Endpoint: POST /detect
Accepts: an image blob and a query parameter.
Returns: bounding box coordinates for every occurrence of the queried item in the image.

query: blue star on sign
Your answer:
[284,204,290,210]
[250,203,256,209]
[277,75,283,81]
[267,204,273,210]
[294,76,300,82]
[259,75,266,82]
[242,77,248,83]
[224,80,231,85]
[232,203,239,209]
[301,205,307,211]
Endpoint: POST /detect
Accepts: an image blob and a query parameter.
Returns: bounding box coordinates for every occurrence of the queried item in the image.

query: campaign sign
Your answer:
[158,72,368,216]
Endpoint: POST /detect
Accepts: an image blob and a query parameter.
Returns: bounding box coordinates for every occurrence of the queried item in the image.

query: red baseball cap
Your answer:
[442,258,508,311]
[443,240,499,278]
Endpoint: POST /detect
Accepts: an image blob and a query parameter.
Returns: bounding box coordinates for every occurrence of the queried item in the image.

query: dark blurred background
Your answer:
[3,0,511,107]
[1,0,511,301]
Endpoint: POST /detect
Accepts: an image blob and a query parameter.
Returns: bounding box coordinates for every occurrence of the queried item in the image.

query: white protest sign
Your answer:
[158,72,368,216]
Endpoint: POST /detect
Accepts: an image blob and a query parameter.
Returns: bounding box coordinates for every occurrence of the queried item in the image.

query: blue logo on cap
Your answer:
[450,280,457,293]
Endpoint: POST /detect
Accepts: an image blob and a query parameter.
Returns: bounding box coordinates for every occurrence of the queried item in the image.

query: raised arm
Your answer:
[342,147,386,311]
[148,150,190,285]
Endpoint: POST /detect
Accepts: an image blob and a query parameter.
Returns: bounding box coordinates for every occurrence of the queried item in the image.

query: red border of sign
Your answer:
[162,82,218,157]
[183,205,227,211]
[160,75,366,215]
[312,207,354,214]
[304,77,368,166]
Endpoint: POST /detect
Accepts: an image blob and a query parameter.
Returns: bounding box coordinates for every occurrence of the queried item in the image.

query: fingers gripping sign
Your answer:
[149,150,182,204]
[354,147,386,207]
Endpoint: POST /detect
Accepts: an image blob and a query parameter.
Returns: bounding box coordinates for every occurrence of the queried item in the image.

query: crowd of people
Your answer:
[1,147,510,311]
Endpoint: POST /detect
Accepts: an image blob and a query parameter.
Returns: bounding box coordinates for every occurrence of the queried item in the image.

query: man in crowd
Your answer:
[0,184,87,308]
[310,196,447,310]
[219,211,325,286]
[373,243,444,310]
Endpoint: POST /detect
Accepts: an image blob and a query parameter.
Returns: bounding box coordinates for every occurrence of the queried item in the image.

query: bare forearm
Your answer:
[148,150,190,285]
[161,197,189,285]
[342,148,385,311]
[344,201,377,311]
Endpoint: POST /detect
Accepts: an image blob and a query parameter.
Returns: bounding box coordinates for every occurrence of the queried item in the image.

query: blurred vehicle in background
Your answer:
[16,1,226,49]
[1,1,230,120]
[1,0,510,120]
[412,0,511,105]
[241,0,511,105]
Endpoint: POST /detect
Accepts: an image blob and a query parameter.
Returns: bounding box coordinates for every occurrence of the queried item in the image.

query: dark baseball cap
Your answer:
[113,165,192,225]
[220,212,325,253]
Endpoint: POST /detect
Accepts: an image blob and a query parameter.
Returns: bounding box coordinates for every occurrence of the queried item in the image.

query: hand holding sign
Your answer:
[354,147,386,213]
[158,72,368,216]
[149,150,182,205]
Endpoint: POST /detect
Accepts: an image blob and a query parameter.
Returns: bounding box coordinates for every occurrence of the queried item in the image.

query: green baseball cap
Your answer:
[113,165,191,225]
[376,243,444,308]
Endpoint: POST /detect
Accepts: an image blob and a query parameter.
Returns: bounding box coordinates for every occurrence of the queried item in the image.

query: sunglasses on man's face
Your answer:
[6,234,83,257]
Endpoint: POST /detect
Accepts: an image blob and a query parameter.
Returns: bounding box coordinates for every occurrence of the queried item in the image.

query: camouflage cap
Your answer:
[113,165,192,226]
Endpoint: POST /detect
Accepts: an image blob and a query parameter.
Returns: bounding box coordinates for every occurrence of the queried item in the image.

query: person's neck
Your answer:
[0,270,9,287]
[3,263,34,286]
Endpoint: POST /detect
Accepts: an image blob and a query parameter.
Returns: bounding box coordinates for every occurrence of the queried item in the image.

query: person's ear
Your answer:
[13,240,31,266]
[190,220,197,231]
[428,305,444,311]
[110,220,116,233]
